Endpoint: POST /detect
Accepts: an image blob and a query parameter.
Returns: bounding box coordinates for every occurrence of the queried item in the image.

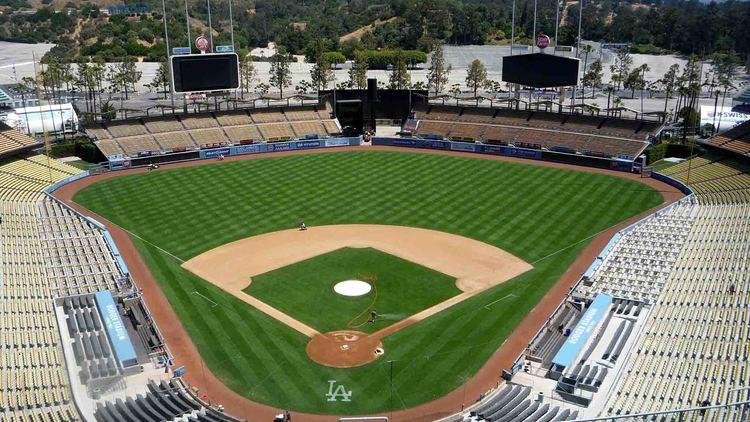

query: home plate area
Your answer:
[306,330,385,368]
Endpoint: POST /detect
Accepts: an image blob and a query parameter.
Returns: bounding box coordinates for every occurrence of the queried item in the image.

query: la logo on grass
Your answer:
[326,380,352,402]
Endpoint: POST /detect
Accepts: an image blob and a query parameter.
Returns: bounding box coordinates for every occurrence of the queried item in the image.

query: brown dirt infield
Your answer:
[53,146,684,421]
[182,224,531,367]
[306,331,385,368]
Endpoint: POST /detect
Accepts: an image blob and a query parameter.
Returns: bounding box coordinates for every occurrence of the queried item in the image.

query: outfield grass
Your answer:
[74,150,663,414]
[245,247,460,333]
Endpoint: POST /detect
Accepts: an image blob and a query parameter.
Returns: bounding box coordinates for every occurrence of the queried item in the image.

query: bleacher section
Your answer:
[38,200,126,296]
[0,144,229,421]
[63,295,121,384]
[661,157,750,203]
[412,105,656,160]
[94,379,239,422]
[705,120,750,156]
[574,201,697,303]
[0,122,41,158]
[605,199,750,417]
[0,155,78,201]
[0,157,89,420]
[87,107,342,159]
[443,384,579,422]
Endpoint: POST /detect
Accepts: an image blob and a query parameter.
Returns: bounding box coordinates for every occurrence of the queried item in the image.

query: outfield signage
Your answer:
[325,138,350,147]
[234,144,264,155]
[504,147,542,159]
[267,143,291,152]
[700,106,750,132]
[482,145,507,155]
[204,147,231,159]
[172,47,191,55]
[392,138,424,147]
[216,45,235,53]
[194,137,360,161]
[94,290,138,368]
[425,140,450,150]
[552,293,613,368]
[450,142,476,152]
[295,140,322,149]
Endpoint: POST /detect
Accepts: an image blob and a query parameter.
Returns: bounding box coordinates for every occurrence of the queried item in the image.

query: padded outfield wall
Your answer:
[372,137,636,172]
[107,137,362,170]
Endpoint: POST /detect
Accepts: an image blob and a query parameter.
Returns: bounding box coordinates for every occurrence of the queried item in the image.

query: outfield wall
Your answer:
[371,137,636,172]
[651,171,695,196]
[107,137,362,170]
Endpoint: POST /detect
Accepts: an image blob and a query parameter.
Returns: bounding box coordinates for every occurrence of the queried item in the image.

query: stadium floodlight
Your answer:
[170,53,240,94]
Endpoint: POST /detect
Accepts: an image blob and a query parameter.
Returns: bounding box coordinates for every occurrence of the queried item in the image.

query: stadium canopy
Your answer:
[603,106,640,119]
[565,103,601,114]
[14,103,78,135]
[529,99,563,112]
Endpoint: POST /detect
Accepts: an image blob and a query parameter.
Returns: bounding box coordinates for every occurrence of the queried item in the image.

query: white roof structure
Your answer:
[14,103,78,135]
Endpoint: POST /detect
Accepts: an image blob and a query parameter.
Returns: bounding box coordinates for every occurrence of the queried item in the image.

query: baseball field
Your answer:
[72,150,664,415]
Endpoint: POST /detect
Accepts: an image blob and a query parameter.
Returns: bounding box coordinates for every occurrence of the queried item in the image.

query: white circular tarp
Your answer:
[334,280,372,297]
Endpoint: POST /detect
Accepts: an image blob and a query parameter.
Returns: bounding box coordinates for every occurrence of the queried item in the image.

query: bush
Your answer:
[354,49,427,69]
[645,142,667,164]
[321,51,346,64]
[630,44,669,55]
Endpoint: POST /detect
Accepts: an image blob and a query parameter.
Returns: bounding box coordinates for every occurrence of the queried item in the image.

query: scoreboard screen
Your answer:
[170,53,240,93]
[502,53,580,88]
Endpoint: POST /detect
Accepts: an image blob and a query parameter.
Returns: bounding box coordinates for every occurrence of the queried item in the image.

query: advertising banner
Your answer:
[392,138,425,147]
[267,142,292,152]
[552,293,613,368]
[700,106,750,132]
[325,138,352,147]
[95,290,138,367]
[294,140,322,149]
[425,140,450,150]
[204,147,231,159]
[233,144,265,155]
[449,142,477,152]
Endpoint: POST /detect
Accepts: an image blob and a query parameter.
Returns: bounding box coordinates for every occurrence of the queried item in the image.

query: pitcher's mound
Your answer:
[306,330,384,368]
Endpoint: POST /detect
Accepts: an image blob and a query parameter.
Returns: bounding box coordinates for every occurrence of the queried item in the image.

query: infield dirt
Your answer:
[182,224,532,367]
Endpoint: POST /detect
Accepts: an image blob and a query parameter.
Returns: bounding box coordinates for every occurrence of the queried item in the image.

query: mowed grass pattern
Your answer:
[245,247,461,333]
[74,151,663,414]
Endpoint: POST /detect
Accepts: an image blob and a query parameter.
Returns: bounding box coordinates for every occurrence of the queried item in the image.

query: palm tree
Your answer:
[581,44,594,76]
[613,97,623,118]
[604,86,616,116]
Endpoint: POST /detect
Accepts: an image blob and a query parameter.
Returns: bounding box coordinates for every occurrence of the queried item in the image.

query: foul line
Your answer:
[530,224,618,265]
[122,227,186,263]
[484,293,516,309]
[191,291,218,307]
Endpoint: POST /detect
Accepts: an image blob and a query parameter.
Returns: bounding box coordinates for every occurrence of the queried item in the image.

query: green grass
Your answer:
[651,159,680,171]
[244,247,461,334]
[74,150,663,414]
[65,159,100,170]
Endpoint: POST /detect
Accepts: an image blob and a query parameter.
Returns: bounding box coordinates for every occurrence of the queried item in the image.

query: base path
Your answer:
[53,146,684,421]
[182,224,533,366]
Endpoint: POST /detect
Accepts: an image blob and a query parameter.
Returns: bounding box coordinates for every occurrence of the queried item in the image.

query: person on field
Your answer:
[299,221,307,231]
[369,309,378,323]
